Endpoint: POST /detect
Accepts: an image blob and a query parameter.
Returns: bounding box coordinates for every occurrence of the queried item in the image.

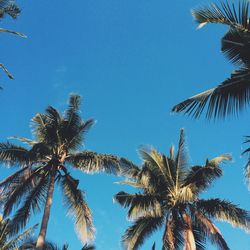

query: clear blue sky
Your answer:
[0,0,249,249]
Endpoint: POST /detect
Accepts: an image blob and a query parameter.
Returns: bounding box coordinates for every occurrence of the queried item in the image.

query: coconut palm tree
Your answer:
[0,94,122,249]
[114,129,250,250]
[0,216,37,250]
[172,1,250,119]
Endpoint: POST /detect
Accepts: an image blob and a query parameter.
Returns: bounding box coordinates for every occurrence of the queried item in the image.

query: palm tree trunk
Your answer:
[36,171,56,249]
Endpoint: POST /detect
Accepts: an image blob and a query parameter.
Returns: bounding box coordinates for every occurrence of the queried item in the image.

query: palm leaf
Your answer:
[2,224,37,250]
[114,192,162,220]
[8,174,49,236]
[122,217,163,250]
[196,199,250,230]
[67,151,121,174]
[0,0,20,19]
[0,28,26,38]
[172,67,250,119]
[81,244,95,250]
[193,211,229,250]
[0,142,30,166]
[62,174,95,243]
[192,1,250,31]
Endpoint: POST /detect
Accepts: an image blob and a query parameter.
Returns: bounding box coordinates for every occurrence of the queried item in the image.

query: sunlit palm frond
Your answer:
[138,147,165,178]
[114,192,162,220]
[172,67,250,119]
[0,142,30,166]
[122,217,163,250]
[196,199,250,230]
[67,151,121,174]
[192,1,250,30]
[62,175,95,243]
[207,154,232,167]
[0,28,26,38]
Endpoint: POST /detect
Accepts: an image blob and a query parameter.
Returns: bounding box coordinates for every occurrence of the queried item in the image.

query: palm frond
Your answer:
[221,28,250,66]
[184,165,223,193]
[0,0,20,19]
[8,173,49,236]
[114,192,162,220]
[194,211,229,250]
[67,151,121,174]
[172,67,250,119]
[122,217,163,250]
[192,1,250,31]
[207,154,232,167]
[3,167,42,218]
[62,174,95,243]
[196,199,250,230]
[0,166,28,194]
[119,158,141,178]
[0,142,30,166]
[0,28,26,37]
[175,129,188,187]
[2,224,37,250]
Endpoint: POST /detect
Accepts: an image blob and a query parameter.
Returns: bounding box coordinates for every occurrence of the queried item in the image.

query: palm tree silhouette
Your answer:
[114,129,250,249]
[0,94,122,249]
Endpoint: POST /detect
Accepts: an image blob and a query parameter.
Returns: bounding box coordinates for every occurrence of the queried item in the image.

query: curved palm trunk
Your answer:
[36,171,56,250]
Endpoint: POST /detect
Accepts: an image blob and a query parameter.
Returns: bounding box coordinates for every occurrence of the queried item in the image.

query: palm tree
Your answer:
[0,216,37,250]
[172,1,250,119]
[0,94,122,249]
[114,129,250,250]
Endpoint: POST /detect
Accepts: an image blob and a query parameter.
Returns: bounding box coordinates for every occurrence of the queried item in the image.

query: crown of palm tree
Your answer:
[114,129,250,250]
[172,0,250,119]
[0,216,37,250]
[0,94,122,247]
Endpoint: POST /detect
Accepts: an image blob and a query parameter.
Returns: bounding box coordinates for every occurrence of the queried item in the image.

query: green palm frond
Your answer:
[221,28,250,66]
[172,67,250,119]
[2,224,37,250]
[193,211,229,250]
[0,142,30,166]
[122,217,163,250]
[192,1,250,30]
[175,129,188,187]
[9,174,49,236]
[0,167,28,193]
[62,175,95,243]
[3,167,42,218]
[196,199,250,230]
[67,151,121,174]
[114,192,162,220]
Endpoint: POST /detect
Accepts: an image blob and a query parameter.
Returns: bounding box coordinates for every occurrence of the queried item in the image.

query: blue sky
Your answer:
[0,0,250,249]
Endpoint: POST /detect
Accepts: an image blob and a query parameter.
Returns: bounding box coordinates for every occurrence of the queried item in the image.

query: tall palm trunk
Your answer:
[36,171,56,249]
